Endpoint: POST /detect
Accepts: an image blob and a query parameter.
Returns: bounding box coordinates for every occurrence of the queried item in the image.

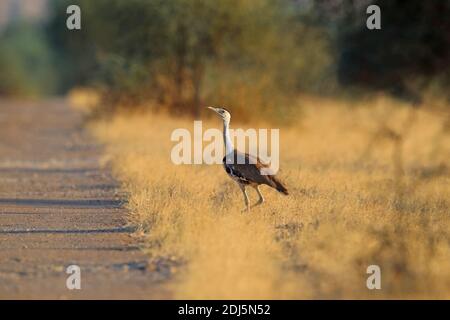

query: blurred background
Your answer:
[0,0,448,120]
[1,0,449,299]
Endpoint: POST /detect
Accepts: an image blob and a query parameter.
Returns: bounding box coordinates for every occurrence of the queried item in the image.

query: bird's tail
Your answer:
[270,177,289,195]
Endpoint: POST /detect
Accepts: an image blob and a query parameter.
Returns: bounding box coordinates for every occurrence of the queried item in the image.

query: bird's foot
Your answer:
[241,206,250,213]
[250,199,265,209]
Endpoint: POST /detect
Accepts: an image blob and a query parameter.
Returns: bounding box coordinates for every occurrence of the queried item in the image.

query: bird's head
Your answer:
[207,106,231,123]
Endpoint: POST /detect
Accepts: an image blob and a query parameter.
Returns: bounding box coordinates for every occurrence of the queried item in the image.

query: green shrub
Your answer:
[0,22,57,97]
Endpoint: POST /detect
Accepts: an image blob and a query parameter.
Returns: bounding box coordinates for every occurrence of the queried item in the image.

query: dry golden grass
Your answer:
[68,87,101,114]
[90,94,450,299]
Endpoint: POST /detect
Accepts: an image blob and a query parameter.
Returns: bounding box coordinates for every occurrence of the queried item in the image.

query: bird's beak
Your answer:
[207,106,218,113]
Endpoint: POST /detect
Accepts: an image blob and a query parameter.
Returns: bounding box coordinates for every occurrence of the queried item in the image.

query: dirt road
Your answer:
[0,99,170,299]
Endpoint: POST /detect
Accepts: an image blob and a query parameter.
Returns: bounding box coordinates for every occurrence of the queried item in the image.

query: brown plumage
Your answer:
[208,106,289,211]
[223,151,289,195]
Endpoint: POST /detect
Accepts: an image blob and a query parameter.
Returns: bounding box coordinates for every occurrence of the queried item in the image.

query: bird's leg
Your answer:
[251,185,265,208]
[239,184,250,212]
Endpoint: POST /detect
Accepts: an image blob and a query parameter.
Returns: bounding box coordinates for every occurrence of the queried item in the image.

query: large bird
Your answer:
[208,106,288,211]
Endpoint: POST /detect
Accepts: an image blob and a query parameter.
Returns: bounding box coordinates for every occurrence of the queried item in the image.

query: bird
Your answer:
[207,106,288,211]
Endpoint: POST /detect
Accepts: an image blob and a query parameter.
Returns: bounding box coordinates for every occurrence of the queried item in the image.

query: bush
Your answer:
[0,22,57,97]
[47,0,334,118]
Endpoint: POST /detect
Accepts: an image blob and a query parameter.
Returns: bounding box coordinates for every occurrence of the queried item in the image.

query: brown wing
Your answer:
[224,151,288,194]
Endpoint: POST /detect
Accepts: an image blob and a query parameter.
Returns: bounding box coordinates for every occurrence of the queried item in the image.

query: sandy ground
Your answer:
[0,99,170,299]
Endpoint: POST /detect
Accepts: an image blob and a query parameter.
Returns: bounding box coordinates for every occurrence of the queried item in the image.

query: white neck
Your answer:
[223,119,234,155]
